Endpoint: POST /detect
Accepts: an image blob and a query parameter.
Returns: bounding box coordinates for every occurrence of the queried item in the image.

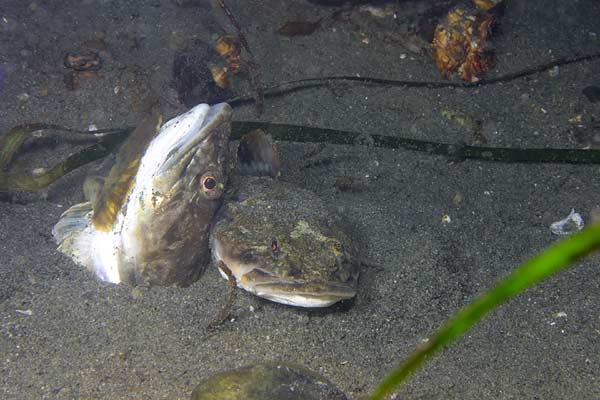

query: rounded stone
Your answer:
[191,362,347,400]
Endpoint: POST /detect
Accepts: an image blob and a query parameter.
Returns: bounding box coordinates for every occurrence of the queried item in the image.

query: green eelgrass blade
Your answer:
[368,224,600,400]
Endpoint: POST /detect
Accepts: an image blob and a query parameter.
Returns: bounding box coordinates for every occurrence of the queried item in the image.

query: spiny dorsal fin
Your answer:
[92,114,163,232]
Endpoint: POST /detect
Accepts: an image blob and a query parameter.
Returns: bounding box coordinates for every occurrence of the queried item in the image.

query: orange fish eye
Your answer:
[201,175,217,191]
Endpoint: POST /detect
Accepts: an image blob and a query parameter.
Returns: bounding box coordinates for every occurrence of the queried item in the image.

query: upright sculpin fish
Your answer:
[52,103,232,286]
[210,131,358,307]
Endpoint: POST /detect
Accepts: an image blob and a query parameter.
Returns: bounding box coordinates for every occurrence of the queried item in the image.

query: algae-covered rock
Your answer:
[191,362,347,400]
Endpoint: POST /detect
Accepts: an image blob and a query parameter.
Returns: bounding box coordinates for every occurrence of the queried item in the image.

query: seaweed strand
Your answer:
[227,52,600,106]
[232,121,600,164]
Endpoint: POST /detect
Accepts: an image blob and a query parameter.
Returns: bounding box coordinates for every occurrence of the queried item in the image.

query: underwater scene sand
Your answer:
[1,0,599,398]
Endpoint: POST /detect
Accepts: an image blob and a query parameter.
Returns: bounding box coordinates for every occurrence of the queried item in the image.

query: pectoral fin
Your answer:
[52,202,97,275]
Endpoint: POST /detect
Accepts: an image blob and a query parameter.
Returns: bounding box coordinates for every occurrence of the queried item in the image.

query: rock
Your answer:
[191,362,347,400]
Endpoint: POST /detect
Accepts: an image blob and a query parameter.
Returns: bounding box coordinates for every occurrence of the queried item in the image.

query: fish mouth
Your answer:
[158,103,229,174]
[239,272,357,308]
[136,103,230,186]
[251,280,356,307]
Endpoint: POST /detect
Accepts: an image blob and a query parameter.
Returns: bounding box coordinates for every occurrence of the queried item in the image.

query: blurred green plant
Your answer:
[367,223,600,400]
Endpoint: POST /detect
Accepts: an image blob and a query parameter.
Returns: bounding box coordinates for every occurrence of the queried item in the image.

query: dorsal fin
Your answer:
[91,114,163,232]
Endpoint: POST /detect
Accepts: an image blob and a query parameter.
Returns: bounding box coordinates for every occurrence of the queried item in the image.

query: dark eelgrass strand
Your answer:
[0,124,131,193]
[4,118,600,196]
[226,52,600,107]
[232,121,600,164]
[367,223,600,400]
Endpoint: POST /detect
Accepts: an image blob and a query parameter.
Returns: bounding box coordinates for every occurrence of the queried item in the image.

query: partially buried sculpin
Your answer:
[52,103,231,286]
[210,131,358,307]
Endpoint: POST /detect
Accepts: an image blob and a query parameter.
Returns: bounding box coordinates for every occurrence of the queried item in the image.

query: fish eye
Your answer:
[270,237,279,254]
[202,175,217,191]
[199,172,223,200]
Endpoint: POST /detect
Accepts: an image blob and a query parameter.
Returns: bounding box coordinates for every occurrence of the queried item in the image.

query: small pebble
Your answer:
[17,93,29,101]
[553,311,567,318]
[550,209,584,235]
[452,192,463,205]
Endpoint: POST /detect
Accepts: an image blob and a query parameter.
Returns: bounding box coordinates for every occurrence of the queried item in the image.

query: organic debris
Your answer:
[63,50,103,90]
[215,0,264,114]
[441,108,486,144]
[211,35,244,89]
[432,2,497,82]
[63,51,102,71]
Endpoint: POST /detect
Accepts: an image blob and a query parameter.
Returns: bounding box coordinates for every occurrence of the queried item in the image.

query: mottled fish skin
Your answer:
[210,176,358,307]
[52,103,232,286]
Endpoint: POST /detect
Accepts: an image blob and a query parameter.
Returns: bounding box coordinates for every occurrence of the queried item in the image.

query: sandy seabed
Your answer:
[1,0,599,398]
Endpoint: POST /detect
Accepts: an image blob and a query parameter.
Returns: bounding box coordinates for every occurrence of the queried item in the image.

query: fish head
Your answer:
[117,103,232,285]
[135,103,230,200]
[211,178,358,307]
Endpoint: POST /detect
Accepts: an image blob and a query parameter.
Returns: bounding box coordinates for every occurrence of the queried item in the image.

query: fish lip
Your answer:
[156,103,231,175]
[252,280,356,308]
[249,278,357,301]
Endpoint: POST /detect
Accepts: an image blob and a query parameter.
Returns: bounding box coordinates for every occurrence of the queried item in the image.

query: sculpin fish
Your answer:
[210,132,358,307]
[52,103,231,286]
